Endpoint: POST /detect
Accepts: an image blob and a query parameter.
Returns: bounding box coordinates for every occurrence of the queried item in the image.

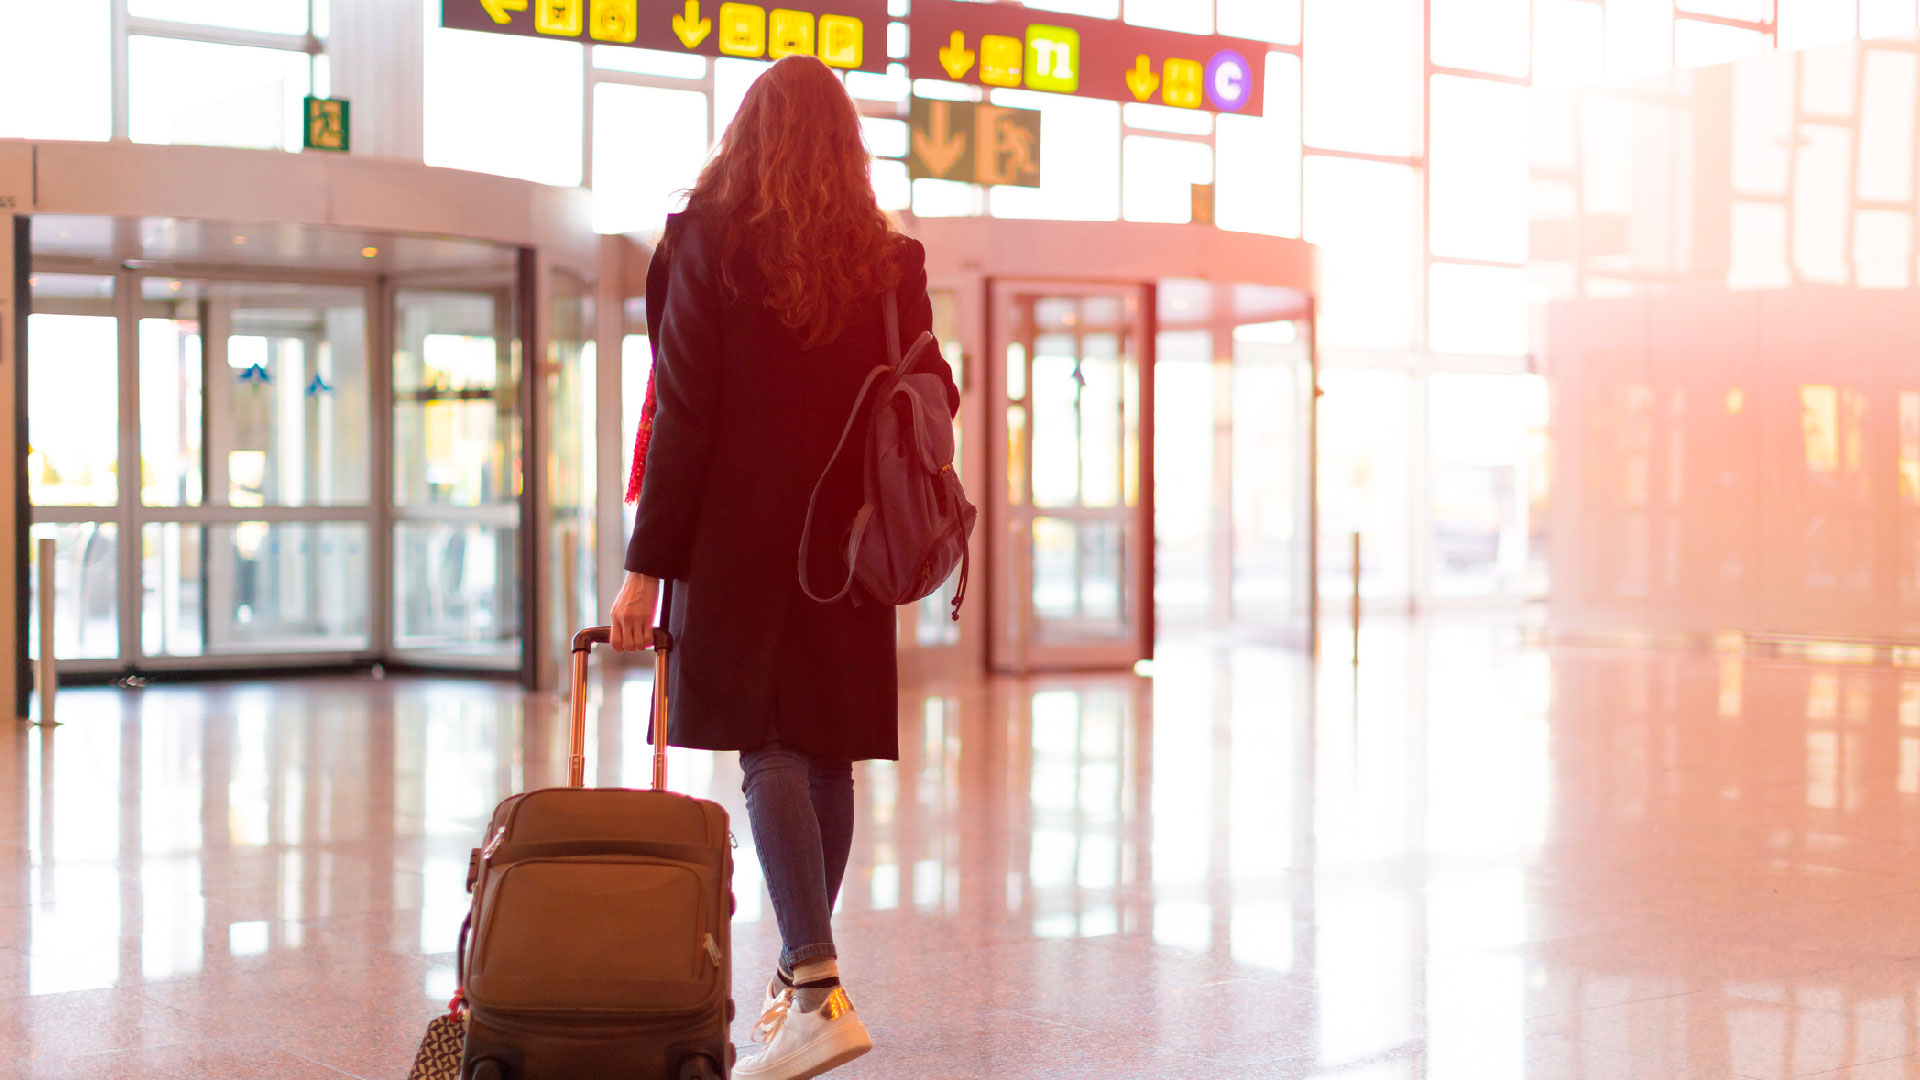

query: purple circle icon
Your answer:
[1205,50,1253,112]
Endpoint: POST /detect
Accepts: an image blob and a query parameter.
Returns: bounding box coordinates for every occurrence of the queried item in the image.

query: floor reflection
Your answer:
[9,623,1920,1076]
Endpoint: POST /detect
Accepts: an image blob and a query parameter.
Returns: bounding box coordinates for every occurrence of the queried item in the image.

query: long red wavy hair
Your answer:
[677,55,902,349]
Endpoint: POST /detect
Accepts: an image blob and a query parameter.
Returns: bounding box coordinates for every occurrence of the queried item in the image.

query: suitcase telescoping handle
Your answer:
[567,582,676,791]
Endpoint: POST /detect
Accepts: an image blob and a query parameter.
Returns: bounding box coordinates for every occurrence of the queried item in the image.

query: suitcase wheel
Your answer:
[678,1053,722,1080]
[469,1060,506,1080]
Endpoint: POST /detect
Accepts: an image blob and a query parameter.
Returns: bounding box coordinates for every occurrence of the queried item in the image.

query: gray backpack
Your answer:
[799,292,977,617]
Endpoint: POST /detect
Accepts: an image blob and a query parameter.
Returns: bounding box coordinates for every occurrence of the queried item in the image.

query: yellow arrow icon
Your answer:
[673,0,712,48]
[1125,55,1160,101]
[480,0,528,24]
[913,100,968,179]
[939,31,976,79]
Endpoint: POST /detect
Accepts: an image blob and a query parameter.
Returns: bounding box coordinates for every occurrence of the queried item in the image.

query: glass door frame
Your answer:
[379,263,531,679]
[987,277,1157,674]
[25,251,538,680]
[28,257,391,676]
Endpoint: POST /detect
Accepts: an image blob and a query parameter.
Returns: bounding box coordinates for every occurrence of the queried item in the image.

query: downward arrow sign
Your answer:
[939,31,976,79]
[912,100,968,179]
[1125,55,1160,102]
[479,0,527,25]
[673,0,712,47]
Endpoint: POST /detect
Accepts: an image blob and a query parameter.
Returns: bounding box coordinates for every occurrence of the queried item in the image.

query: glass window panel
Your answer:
[139,281,204,508]
[128,37,311,153]
[1855,209,1912,289]
[594,45,707,78]
[142,522,369,655]
[1231,331,1309,622]
[214,283,370,507]
[864,116,908,158]
[1152,331,1213,624]
[129,0,308,33]
[1729,200,1792,289]
[846,67,911,103]
[1429,76,1528,263]
[912,178,987,218]
[1123,103,1213,135]
[393,522,522,660]
[1319,370,1411,600]
[28,275,120,507]
[1428,373,1547,598]
[28,523,120,660]
[1675,21,1768,68]
[1534,0,1604,93]
[1606,0,1673,82]
[394,291,518,507]
[1031,517,1127,637]
[424,27,583,187]
[1428,265,1529,355]
[988,91,1120,221]
[1862,0,1919,37]
[1122,136,1213,224]
[1023,0,1119,15]
[1531,91,1576,171]
[593,83,708,236]
[1216,53,1301,238]
[1124,0,1210,34]
[1861,51,1917,203]
[714,58,773,144]
[1677,0,1771,16]
[1432,0,1531,77]
[873,158,911,212]
[1795,125,1854,284]
[1802,42,1859,117]
[1031,332,1082,508]
[1779,0,1860,50]
[1304,0,1420,155]
[1304,158,1417,349]
[1734,53,1797,195]
[1220,0,1299,44]
[0,1,110,140]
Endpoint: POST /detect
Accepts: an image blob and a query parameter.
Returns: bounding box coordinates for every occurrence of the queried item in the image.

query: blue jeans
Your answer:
[740,738,854,970]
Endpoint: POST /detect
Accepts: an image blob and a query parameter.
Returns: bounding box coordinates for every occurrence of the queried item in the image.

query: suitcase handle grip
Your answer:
[569,583,676,790]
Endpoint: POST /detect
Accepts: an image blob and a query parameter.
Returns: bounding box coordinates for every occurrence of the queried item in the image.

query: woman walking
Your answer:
[608,54,958,1080]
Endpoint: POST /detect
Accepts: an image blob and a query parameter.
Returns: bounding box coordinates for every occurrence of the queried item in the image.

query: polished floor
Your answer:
[8,623,1920,1077]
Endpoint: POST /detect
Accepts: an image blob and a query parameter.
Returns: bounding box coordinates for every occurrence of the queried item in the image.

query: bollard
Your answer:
[33,537,56,727]
[1350,531,1361,666]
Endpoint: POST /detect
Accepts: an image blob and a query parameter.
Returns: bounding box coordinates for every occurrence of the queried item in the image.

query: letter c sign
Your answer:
[1205,50,1252,112]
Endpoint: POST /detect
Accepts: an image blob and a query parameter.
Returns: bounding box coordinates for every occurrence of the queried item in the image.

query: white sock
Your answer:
[791,957,839,986]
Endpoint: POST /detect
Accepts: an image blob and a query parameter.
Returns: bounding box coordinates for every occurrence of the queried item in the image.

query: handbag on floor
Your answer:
[407,1009,465,1080]
[452,585,736,1080]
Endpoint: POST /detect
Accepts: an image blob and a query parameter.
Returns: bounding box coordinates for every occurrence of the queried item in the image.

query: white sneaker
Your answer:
[735,985,872,1080]
[752,976,792,1042]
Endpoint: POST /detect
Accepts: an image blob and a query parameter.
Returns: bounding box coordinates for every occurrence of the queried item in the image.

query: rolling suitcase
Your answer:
[456,585,735,1080]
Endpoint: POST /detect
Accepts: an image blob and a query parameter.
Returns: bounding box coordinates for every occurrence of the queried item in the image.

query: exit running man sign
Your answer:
[442,0,890,74]
[906,0,1267,116]
[907,97,1041,188]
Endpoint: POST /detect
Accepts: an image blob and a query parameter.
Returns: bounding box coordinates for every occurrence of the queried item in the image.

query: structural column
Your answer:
[0,144,28,718]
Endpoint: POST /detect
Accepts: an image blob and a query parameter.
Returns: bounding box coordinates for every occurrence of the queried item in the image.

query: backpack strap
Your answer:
[798,362,890,604]
[797,291,927,605]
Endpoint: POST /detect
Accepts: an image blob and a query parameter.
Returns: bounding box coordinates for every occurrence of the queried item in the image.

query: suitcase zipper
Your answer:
[702,933,723,968]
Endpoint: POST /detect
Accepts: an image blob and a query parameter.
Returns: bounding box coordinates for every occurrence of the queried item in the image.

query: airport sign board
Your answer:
[906,98,1042,188]
[904,0,1267,117]
[442,0,891,74]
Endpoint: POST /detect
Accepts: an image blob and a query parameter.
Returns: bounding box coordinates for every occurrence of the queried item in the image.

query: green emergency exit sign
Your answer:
[304,97,350,153]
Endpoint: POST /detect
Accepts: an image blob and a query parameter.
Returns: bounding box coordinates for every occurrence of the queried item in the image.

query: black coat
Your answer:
[625,212,957,763]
